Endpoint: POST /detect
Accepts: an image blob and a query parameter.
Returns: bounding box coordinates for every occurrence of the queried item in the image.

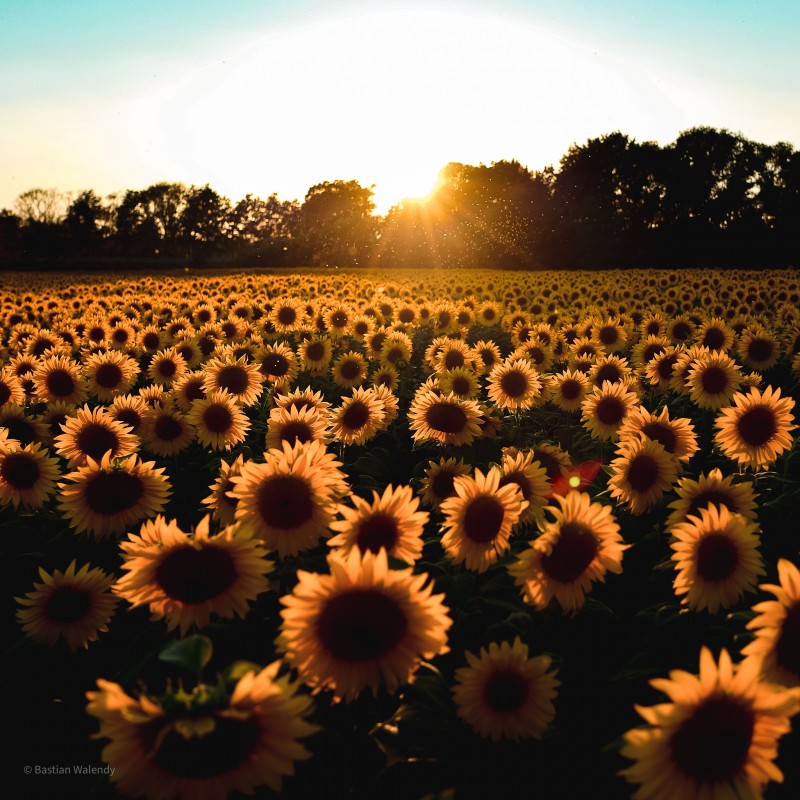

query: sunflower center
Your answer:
[671,322,692,341]
[278,421,313,447]
[156,545,237,603]
[499,471,531,501]
[641,423,678,454]
[262,354,289,376]
[500,370,529,398]
[657,354,678,378]
[5,418,35,445]
[642,344,665,362]
[317,589,408,661]
[0,452,40,489]
[702,327,726,350]
[341,400,370,431]
[203,404,233,434]
[143,332,161,350]
[385,346,404,364]
[84,470,145,514]
[356,512,400,554]
[745,338,772,363]
[0,383,10,405]
[700,366,729,395]
[686,491,736,518]
[339,360,361,380]
[484,669,530,712]
[595,364,622,385]
[533,450,561,481]
[151,715,261,779]
[115,408,141,431]
[45,587,91,623]
[76,423,120,460]
[431,470,457,501]
[775,601,800,678]
[541,521,598,583]
[598,326,619,345]
[156,359,178,378]
[696,533,739,582]
[670,696,754,783]
[736,406,777,447]
[305,342,326,362]
[95,363,123,389]
[560,379,582,400]
[399,309,414,323]
[154,415,183,441]
[183,380,205,402]
[478,349,496,368]
[595,396,625,426]
[216,366,249,395]
[443,350,465,370]
[425,402,468,434]
[451,376,471,396]
[463,495,505,543]
[45,369,76,397]
[627,453,662,493]
[257,475,313,530]
[277,306,297,325]
[331,311,348,328]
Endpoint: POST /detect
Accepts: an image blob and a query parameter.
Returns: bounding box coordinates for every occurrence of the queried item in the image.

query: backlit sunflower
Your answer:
[328,483,428,564]
[203,356,264,406]
[58,452,171,539]
[487,358,542,412]
[687,351,742,409]
[0,440,60,509]
[273,385,331,416]
[509,491,627,614]
[498,449,550,526]
[643,346,681,392]
[55,405,139,466]
[437,367,480,399]
[278,548,452,701]
[743,558,800,687]
[265,404,330,451]
[86,662,317,800]
[666,468,758,529]
[269,297,305,332]
[696,316,735,351]
[470,339,503,375]
[453,637,559,742]
[254,342,298,390]
[550,368,590,412]
[737,325,780,372]
[16,561,117,651]
[439,467,528,573]
[114,515,272,634]
[187,390,250,451]
[580,380,640,441]
[330,387,386,446]
[331,350,368,389]
[0,367,25,408]
[617,405,699,465]
[588,354,631,388]
[83,349,140,401]
[371,364,399,391]
[231,440,343,557]
[139,404,195,457]
[32,354,88,404]
[620,647,799,800]
[299,336,333,374]
[147,346,188,387]
[608,437,678,515]
[380,331,413,367]
[670,504,764,614]
[109,393,149,436]
[408,391,483,447]
[419,456,472,509]
[714,385,796,470]
[203,453,246,527]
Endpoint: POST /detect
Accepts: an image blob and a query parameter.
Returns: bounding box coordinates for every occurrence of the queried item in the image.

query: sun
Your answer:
[374,170,443,213]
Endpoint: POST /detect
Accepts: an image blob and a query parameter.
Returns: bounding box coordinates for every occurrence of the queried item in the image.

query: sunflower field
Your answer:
[5,267,800,800]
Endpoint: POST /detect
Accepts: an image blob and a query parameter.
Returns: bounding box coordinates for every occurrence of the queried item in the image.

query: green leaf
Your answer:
[221,660,262,685]
[159,634,213,677]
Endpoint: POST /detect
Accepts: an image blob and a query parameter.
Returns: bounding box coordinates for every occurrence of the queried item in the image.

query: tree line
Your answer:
[1,127,797,270]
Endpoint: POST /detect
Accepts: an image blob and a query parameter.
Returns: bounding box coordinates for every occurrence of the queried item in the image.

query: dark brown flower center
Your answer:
[696,532,739,582]
[431,469,457,501]
[0,383,10,405]
[598,326,619,345]
[700,366,729,395]
[341,400,370,431]
[156,359,178,378]
[702,327,726,350]
[541,521,598,583]
[641,422,678,454]
[257,475,313,529]
[627,453,660,493]
[463,495,505,543]
[500,370,529,399]
[356,512,400,554]
[686,490,736,519]
[305,342,326,362]
[669,697,754,783]
[331,311,348,328]
[183,380,205,402]
[736,406,777,447]
[317,589,408,661]
[76,423,120,461]
[4,417,35,445]
[642,343,665,362]
[84,470,145,515]
[339,359,361,381]
[595,364,622,384]
[216,365,250,395]
[425,402,468,434]
[277,421,313,447]
[533,450,561,481]
[384,346,404,364]
[203,404,233,434]
[277,306,297,325]
[143,332,161,350]
[114,409,141,432]
[560,379,582,400]
[747,338,774,363]
[156,545,237,602]
[154,415,183,442]
[262,353,289,377]
[671,322,692,341]
[451,376,471,396]
[595,396,625,426]
[0,452,40,489]
[46,369,76,397]
[46,587,91,623]
[775,601,800,678]
[95,363,123,389]
[484,669,530,712]
[499,471,531,501]
[444,350,465,370]
[657,354,678,378]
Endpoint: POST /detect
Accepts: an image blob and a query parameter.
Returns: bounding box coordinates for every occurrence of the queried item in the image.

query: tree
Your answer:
[179,185,231,260]
[14,188,66,225]
[228,194,300,265]
[64,190,110,256]
[115,183,186,256]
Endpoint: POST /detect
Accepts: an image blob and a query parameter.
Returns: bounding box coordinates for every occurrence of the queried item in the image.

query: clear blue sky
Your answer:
[2,0,798,212]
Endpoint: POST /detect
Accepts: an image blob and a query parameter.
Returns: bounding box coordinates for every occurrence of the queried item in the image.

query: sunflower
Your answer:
[667,467,758,529]
[580,381,640,442]
[620,646,800,800]
[187,390,250,451]
[670,504,764,613]
[509,491,627,614]
[498,449,550,526]
[86,662,317,800]
[743,558,800,687]
[487,358,542,412]
[35,400,77,446]
[231,441,343,557]
[109,393,149,436]
[273,385,331,416]
[325,304,353,337]
[269,297,305,332]
[0,367,25,409]
[202,453,246,527]
[278,548,451,701]
[330,387,386,446]
[16,561,117,651]
[114,515,272,634]
[696,316,735,351]
[254,342,298,390]
[452,637,559,742]
[714,385,796,471]
[203,356,264,407]
[331,350,368,389]
[0,440,60,509]
[643,346,680,392]
[617,405,699,465]
[470,339,503,375]
[265,404,330,451]
[139,405,195,457]
[328,484,428,564]
[439,467,528,573]
[592,317,629,353]
[58,452,171,539]
[55,405,139,466]
[630,334,669,369]
[736,325,780,372]
[550,368,590,412]
[171,370,208,412]
[687,351,742,409]
[380,331,413,367]
[608,438,678,516]
[408,391,484,447]
[84,349,140,401]
[588,354,631,388]
[32,354,88,404]
[434,338,475,373]
[147,346,188,387]
[419,456,471,509]
[437,367,480,399]
[371,364,399,391]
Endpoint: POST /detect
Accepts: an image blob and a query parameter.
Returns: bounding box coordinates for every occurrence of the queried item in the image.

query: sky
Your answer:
[2,0,799,214]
